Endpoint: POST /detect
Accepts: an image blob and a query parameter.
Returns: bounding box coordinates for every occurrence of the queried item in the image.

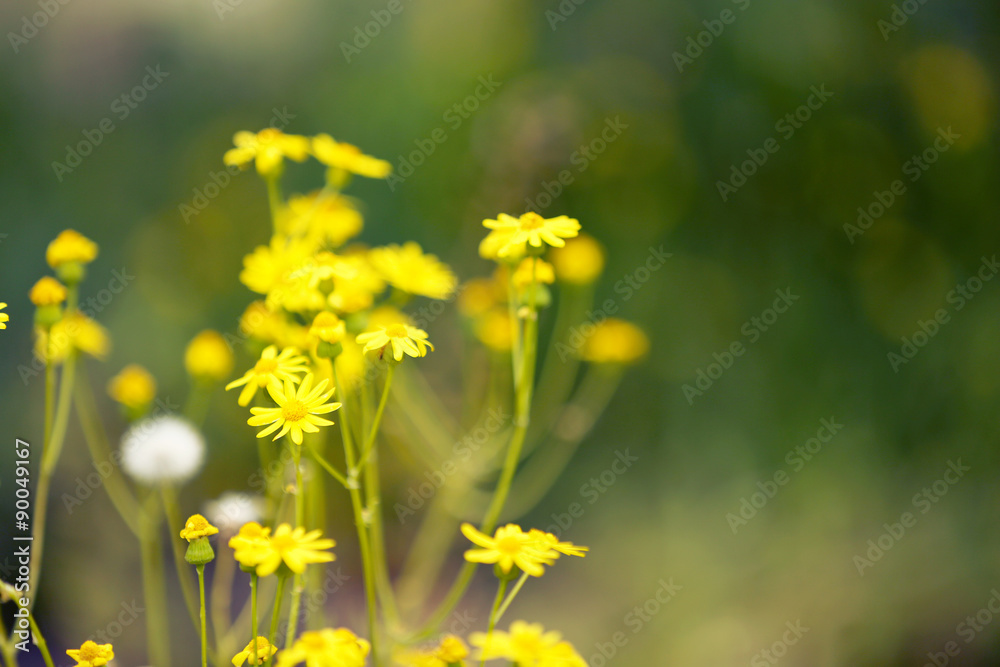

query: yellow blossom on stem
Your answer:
[480,212,580,259]
[460,523,558,577]
[180,514,220,541]
[253,523,335,577]
[224,128,311,177]
[436,635,469,663]
[356,323,433,362]
[29,277,67,306]
[37,313,110,363]
[229,522,272,570]
[66,641,114,667]
[47,229,98,269]
[233,637,278,666]
[247,373,341,445]
[309,311,346,344]
[579,318,649,365]
[470,621,585,666]
[368,242,457,300]
[280,191,364,248]
[276,628,370,667]
[226,345,310,406]
[312,134,392,179]
[185,330,235,382]
[107,364,156,410]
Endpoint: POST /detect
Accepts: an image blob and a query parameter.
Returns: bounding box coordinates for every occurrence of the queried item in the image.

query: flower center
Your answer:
[385,324,409,338]
[520,213,544,230]
[282,400,308,423]
[258,128,281,144]
[496,535,523,554]
[255,358,278,375]
[77,644,102,661]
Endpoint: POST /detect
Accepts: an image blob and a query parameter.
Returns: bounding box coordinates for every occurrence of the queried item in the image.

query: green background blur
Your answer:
[2,0,1000,665]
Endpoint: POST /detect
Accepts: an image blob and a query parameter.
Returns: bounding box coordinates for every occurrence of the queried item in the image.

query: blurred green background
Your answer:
[2,0,1000,665]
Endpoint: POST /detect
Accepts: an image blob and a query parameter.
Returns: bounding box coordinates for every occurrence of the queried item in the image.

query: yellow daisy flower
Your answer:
[254,523,335,577]
[224,128,311,177]
[312,134,392,179]
[247,373,341,445]
[185,330,235,383]
[367,242,457,300]
[460,523,558,577]
[239,237,314,296]
[356,323,433,362]
[0,303,9,330]
[47,229,98,269]
[470,621,584,667]
[180,514,220,541]
[276,628,370,667]
[549,233,605,285]
[480,212,580,259]
[229,522,272,570]
[232,637,278,666]
[280,191,364,248]
[107,364,156,410]
[66,641,114,667]
[226,345,310,407]
[29,277,67,306]
[579,319,650,365]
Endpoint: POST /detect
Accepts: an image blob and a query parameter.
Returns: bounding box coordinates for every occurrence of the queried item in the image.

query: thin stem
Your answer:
[198,565,209,667]
[479,578,509,667]
[265,175,283,233]
[264,575,288,667]
[251,574,259,649]
[285,443,304,649]
[355,365,394,472]
[304,441,349,489]
[494,571,529,623]
[211,540,236,665]
[139,493,170,667]
[161,486,208,639]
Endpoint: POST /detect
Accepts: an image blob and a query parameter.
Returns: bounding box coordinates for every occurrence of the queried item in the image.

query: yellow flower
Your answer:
[247,373,341,445]
[511,258,555,289]
[475,309,513,352]
[240,301,289,344]
[233,637,278,666]
[107,364,157,410]
[280,192,364,248]
[470,621,584,667]
[309,312,346,345]
[526,530,588,558]
[436,635,469,663]
[0,303,7,330]
[224,128,311,177]
[66,641,114,667]
[312,134,392,178]
[480,213,580,259]
[253,523,335,577]
[395,635,468,667]
[579,319,649,365]
[47,229,98,268]
[38,313,110,363]
[226,345,310,406]
[460,523,557,577]
[549,233,605,285]
[368,242,457,300]
[185,330,235,382]
[229,522,272,570]
[239,237,314,296]
[29,277,67,306]
[180,514,220,541]
[457,278,501,318]
[356,323,433,362]
[334,340,367,390]
[277,628,370,667]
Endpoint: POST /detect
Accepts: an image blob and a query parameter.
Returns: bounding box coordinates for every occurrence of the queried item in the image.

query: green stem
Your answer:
[355,365,394,472]
[305,442,349,488]
[139,493,170,667]
[0,583,53,667]
[161,486,209,639]
[251,574,259,648]
[479,578,509,667]
[285,443,304,649]
[494,571,529,623]
[265,175,283,233]
[211,540,236,666]
[198,565,209,667]
[264,575,289,667]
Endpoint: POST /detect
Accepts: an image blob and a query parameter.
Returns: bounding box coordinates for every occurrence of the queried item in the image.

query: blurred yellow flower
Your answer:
[276,628,370,667]
[224,128,310,177]
[239,237,313,296]
[38,313,110,362]
[312,134,392,179]
[226,345,310,406]
[481,213,580,259]
[66,641,114,667]
[527,529,589,558]
[240,301,288,344]
[368,242,457,300]
[334,339,367,390]
[549,233,605,285]
[461,523,558,577]
[253,523,335,577]
[107,364,156,410]
[280,191,363,248]
[46,229,98,269]
[512,257,555,289]
[458,278,500,318]
[229,522,272,570]
[29,277,67,306]
[470,621,584,667]
[436,635,469,663]
[357,323,433,362]
[0,303,7,330]
[475,309,513,352]
[247,374,340,445]
[309,311,346,345]
[580,319,649,365]
[185,330,234,382]
[180,514,219,541]
[232,637,278,667]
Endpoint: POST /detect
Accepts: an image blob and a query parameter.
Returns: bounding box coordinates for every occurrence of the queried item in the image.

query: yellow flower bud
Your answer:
[185,330,234,382]
[549,233,605,285]
[309,311,346,344]
[29,277,67,307]
[580,318,649,365]
[107,364,157,411]
[46,229,98,269]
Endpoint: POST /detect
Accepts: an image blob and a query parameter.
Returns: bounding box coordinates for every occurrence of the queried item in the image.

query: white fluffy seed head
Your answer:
[204,492,264,531]
[120,415,205,485]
